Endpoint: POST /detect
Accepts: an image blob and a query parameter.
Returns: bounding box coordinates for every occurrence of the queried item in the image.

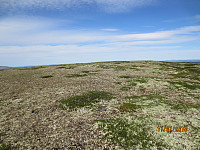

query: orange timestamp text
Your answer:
[158,126,187,132]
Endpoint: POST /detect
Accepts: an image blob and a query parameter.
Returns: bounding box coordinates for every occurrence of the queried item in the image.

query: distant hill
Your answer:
[0,66,12,70]
[165,59,200,63]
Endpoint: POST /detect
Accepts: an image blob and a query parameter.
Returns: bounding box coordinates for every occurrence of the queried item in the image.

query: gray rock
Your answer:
[98,105,107,112]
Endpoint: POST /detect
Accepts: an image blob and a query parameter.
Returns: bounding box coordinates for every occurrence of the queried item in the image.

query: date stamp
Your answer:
[158,126,187,132]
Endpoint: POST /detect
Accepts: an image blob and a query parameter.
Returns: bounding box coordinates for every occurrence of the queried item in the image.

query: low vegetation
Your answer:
[81,71,90,73]
[0,143,19,150]
[118,75,133,78]
[98,64,128,71]
[113,81,122,85]
[169,80,200,90]
[40,75,53,78]
[0,61,199,149]
[17,66,46,70]
[65,73,88,78]
[118,103,141,112]
[60,91,114,110]
[120,86,132,91]
[56,66,67,69]
[95,116,168,149]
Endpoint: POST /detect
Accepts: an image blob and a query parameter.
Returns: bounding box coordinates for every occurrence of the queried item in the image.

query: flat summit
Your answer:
[0,61,199,149]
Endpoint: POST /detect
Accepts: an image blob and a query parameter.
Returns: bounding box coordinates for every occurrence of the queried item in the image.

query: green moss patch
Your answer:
[40,75,53,78]
[120,86,132,91]
[113,81,122,85]
[56,66,67,69]
[95,117,168,149]
[65,73,88,78]
[125,94,200,112]
[56,65,76,69]
[127,82,137,86]
[60,91,114,110]
[113,66,128,71]
[162,63,200,80]
[81,71,90,73]
[0,143,19,150]
[168,80,200,90]
[98,64,113,69]
[129,67,141,71]
[165,100,200,112]
[118,75,133,78]
[119,103,141,112]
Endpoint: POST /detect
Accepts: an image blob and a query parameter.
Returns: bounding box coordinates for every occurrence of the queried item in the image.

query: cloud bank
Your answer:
[0,17,199,46]
[0,17,199,66]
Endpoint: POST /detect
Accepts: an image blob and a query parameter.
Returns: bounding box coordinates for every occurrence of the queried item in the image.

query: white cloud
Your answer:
[1,44,199,67]
[0,45,183,57]
[0,17,53,33]
[1,17,200,46]
[0,17,200,67]
[101,28,119,31]
[195,14,200,21]
[0,0,157,13]
[95,0,156,12]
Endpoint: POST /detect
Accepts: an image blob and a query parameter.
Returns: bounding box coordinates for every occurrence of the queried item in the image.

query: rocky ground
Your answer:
[0,61,199,149]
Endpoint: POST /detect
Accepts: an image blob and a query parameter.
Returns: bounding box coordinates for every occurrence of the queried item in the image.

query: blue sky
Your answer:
[0,0,200,67]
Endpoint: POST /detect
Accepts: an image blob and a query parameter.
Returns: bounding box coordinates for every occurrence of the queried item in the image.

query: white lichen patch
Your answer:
[137,79,170,90]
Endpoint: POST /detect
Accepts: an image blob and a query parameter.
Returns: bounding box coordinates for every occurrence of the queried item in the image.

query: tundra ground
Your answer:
[0,61,199,149]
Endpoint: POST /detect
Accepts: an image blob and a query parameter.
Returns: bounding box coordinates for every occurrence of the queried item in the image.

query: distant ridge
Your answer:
[0,66,12,70]
[165,59,200,63]
[1,60,200,69]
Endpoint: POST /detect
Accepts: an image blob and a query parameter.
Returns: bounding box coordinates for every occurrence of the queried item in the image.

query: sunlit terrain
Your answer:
[0,61,199,149]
